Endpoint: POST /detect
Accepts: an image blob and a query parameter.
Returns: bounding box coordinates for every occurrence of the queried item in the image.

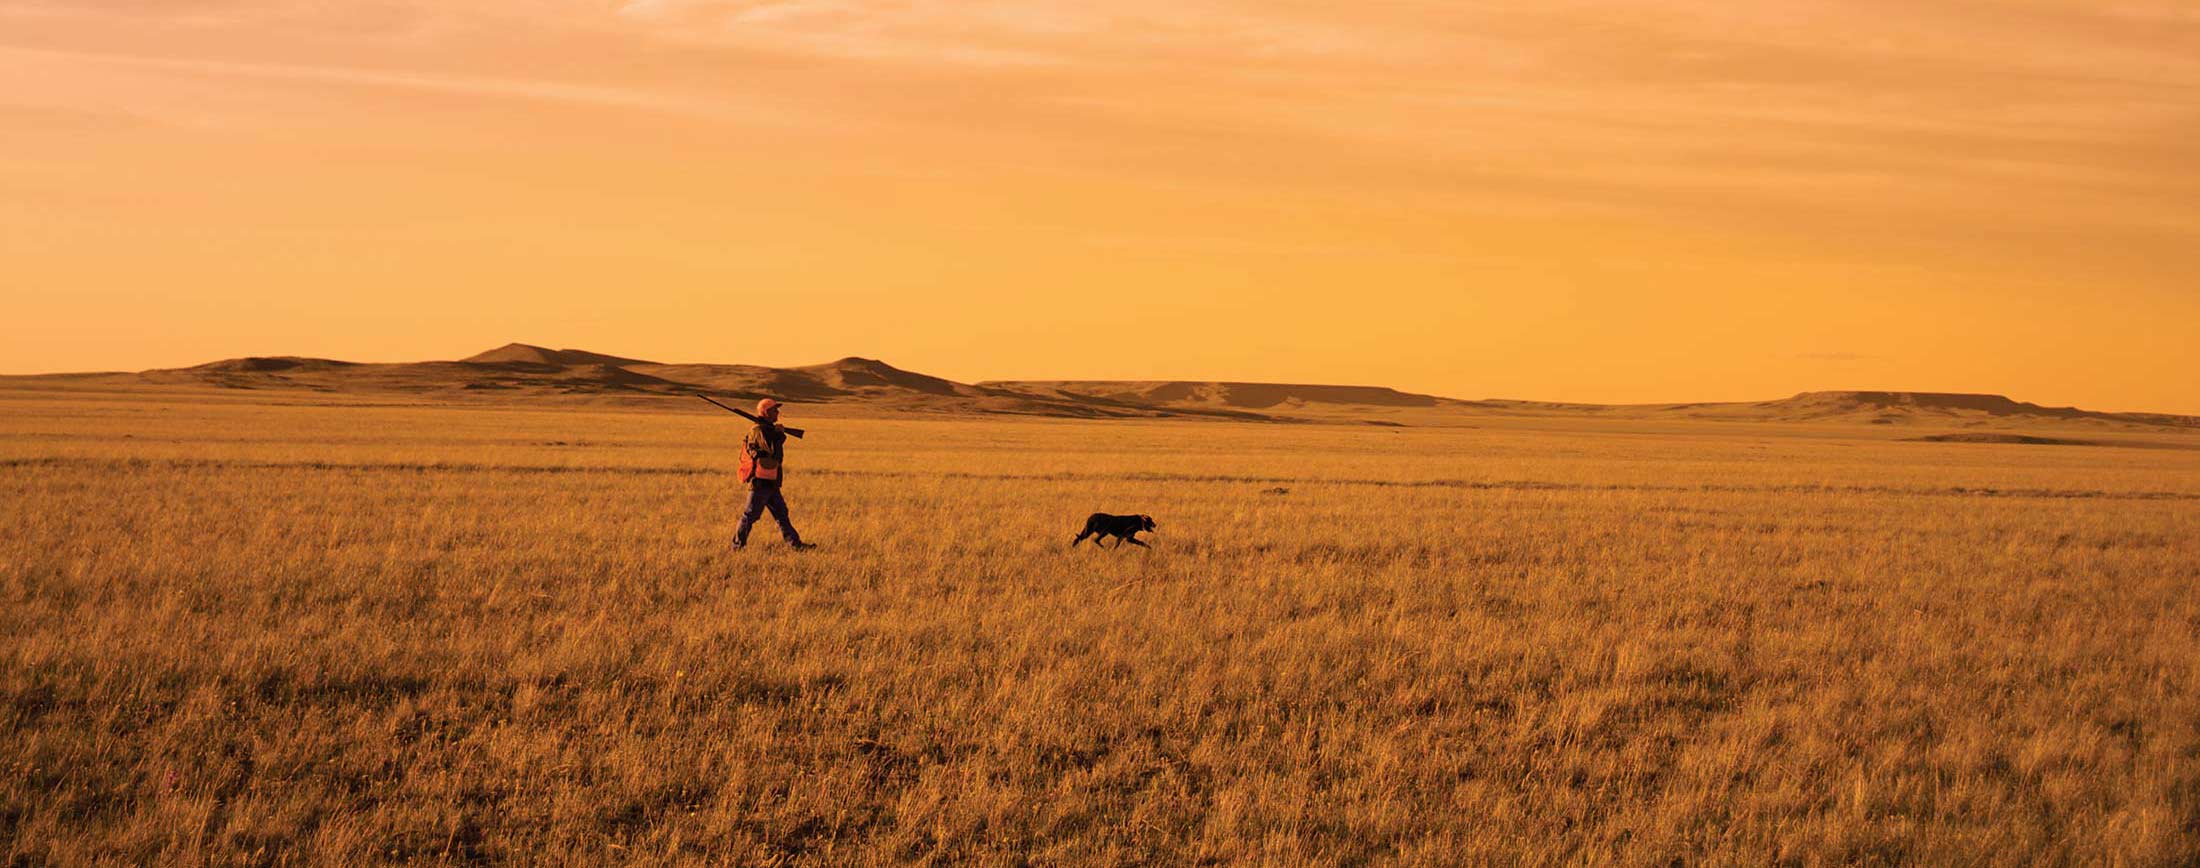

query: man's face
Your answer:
[762,406,780,423]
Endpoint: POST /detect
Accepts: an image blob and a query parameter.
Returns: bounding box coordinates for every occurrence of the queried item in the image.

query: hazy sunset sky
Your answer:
[3,1,2196,412]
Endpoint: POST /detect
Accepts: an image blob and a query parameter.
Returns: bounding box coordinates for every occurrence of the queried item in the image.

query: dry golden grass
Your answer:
[4,387,2199,864]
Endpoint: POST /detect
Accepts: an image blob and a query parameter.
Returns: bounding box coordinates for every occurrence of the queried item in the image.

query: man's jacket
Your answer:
[739,423,786,484]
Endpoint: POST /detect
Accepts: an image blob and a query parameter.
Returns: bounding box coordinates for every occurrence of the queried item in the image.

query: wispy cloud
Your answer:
[612,0,1459,67]
[9,0,2199,234]
[599,1,2200,190]
[0,44,777,123]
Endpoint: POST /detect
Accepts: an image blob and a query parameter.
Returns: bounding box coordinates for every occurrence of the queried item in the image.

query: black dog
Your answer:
[1072,513,1156,549]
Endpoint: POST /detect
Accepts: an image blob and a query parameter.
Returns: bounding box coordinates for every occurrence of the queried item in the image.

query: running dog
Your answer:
[1072,513,1156,549]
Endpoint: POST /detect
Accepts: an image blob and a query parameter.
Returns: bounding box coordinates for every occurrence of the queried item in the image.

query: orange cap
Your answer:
[756,398,780,415]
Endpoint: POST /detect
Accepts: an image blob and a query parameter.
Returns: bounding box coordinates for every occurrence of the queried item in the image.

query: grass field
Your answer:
[5,387,2199,864]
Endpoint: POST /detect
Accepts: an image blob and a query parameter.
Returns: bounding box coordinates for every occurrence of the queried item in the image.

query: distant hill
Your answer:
[461,343,658,367]
[983,382,2193,429]
[13,345,2195,429]
[106,346,1279,420]
[186,356,359,374]
[624,357,1278,420]
[1770,391,2093,420]
[1658,391,2200,429]
[983,380,1454,411]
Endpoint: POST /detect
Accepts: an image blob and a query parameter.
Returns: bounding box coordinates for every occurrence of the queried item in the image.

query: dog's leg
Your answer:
[1122,536,1150,549]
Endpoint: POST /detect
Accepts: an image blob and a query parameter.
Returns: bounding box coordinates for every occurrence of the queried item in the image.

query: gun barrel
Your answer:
[697,394,754,420]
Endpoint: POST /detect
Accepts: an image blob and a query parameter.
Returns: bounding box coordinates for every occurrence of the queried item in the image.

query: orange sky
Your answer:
[3,1,2196,412]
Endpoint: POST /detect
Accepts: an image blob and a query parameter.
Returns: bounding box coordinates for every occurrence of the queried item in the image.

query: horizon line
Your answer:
[4,343,2194,418]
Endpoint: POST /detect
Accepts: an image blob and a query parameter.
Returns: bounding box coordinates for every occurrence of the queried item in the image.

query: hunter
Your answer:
[734,398,813,550]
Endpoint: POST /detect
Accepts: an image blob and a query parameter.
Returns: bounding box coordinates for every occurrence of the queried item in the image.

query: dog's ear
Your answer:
[1143,515,1156,530]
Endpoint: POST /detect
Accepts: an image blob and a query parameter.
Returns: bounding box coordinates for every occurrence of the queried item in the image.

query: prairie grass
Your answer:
[4,389,2198,864]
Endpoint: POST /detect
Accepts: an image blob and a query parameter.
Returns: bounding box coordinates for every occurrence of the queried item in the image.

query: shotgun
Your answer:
[696,394,805,438]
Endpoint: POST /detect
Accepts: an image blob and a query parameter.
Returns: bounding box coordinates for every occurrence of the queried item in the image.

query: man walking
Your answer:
[734,398,813,550]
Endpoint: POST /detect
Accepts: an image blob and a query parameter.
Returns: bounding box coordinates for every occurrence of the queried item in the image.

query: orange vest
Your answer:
[739,426,783,482]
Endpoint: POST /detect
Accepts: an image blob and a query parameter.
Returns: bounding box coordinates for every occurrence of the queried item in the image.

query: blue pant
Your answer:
[735,482,801,544]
